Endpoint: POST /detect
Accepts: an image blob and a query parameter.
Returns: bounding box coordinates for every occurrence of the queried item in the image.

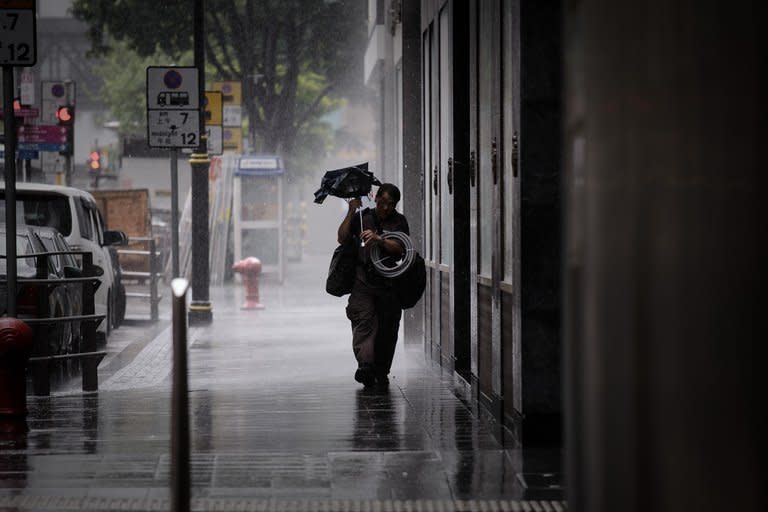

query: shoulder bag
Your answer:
[325,236,358,297]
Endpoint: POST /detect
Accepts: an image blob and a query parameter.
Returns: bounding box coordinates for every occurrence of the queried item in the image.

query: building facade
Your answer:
[365,0,563,445]
[368,1,764,510]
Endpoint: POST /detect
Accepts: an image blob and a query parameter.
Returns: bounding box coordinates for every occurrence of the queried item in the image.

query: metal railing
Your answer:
[1,250,106,395]
[119,236,162,321]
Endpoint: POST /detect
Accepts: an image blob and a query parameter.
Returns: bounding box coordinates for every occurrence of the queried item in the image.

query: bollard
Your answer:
[0,318,34,434]
[232,257,265,310]
[170,278,190,512]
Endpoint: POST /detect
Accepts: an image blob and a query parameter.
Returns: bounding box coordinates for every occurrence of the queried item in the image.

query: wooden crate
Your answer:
[92,189,152,273]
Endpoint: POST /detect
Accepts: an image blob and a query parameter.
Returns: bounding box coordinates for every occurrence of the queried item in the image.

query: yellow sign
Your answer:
[222,127,243,153]
[212,81,241,105]
[204,91,223,125]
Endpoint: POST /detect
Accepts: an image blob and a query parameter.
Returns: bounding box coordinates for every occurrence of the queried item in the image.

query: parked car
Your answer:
[0,225,79,355]
[33,226,87,353]
[0,183,128,342]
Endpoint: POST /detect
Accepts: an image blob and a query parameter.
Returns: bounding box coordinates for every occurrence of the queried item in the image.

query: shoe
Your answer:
[354,367,376,388]
[375,374,389,389]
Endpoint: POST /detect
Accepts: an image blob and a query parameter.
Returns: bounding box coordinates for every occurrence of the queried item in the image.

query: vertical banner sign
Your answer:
[204,91,223,155]
[146,66,200,148]
[212,81,242,152]
[0,0,37,66]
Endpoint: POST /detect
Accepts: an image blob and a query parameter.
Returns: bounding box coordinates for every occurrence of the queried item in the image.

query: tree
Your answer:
[71,0,367,160]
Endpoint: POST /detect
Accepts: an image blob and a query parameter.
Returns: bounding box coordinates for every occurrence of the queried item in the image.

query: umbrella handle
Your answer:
[359,206,365,247]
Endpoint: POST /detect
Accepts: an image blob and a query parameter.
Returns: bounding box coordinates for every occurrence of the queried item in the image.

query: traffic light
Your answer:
[57,105,75,156]
[56,105,74,125]
[88,150,101,174]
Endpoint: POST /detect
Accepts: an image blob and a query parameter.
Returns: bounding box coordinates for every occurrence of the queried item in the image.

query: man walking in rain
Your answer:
[337,184,409,388]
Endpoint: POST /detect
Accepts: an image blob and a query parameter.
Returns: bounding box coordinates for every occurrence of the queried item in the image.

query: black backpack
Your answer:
[393,252,426,309]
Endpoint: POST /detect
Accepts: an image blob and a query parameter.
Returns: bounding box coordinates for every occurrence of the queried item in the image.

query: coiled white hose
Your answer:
[370,231,415,278]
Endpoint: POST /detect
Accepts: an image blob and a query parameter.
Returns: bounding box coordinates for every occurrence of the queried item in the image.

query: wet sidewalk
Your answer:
[0,253,564,511]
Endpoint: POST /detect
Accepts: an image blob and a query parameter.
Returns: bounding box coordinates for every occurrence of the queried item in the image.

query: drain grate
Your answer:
[0,497,567,512]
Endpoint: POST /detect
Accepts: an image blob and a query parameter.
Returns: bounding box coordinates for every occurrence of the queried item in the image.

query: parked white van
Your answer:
[1,183,128,341]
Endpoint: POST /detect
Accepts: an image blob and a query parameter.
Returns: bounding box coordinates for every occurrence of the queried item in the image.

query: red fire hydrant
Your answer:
[232,257,265,310]
[0,318,34,433]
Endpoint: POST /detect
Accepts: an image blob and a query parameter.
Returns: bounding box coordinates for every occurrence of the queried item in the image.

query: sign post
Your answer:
[146,66,201,281]
[1,0,37,317]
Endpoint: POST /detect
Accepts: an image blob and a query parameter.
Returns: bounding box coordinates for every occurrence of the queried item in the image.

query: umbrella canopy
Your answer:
[313,163,381,204]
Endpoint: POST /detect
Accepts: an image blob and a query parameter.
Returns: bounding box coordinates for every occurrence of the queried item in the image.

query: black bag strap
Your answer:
[360,207,383,234]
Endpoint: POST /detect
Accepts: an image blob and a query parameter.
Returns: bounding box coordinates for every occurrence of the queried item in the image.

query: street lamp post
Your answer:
[188,0,213,325]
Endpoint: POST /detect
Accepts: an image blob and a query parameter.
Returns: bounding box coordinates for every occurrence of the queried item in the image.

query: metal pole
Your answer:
[3,66,18,317]
[170,278,190,512]
[170,148,180,278]
[64,79,72,187]
[188,0,212,325]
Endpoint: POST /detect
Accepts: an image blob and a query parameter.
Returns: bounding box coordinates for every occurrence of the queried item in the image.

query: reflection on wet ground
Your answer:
[0,254,563,507]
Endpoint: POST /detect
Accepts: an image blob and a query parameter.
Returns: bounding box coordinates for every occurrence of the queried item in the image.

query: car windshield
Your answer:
[0,193,72,236]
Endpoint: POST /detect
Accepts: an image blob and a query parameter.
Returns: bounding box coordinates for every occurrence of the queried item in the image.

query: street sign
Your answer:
[147,66,200,149]
[204,91,223,156]
[19,68,34,104]
[18,141,67,152]
[0,0,36,66]
[0,148,38,161]
[147,67,199,109]
[212,81,241,104]
[206,125,222,155]
[213,81,242,127]
[204,91,222,125]
[223,105,242,126]
[223,126,243,153]
[0,105,37,118]
[40,80,70,124]
[17,124,67,144]
[147,110,200,148]
[239,156,280,170]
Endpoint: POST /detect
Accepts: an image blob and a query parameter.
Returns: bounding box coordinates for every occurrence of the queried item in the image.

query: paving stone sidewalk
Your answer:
[0,252,564,511]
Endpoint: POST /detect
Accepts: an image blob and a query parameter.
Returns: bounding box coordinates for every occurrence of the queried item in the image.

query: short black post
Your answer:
[170,278,190,511]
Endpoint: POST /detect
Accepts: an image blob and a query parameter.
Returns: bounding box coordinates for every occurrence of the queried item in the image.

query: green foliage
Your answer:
[72,0,367,158]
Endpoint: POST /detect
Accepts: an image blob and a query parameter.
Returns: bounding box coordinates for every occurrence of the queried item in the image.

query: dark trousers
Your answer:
[346,281,402,376]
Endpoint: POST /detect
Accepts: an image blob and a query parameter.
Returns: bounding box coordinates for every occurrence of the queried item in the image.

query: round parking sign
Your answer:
[164,70,183,89]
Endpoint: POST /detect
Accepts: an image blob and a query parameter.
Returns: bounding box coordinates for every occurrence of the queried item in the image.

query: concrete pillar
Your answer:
[563,2,765,511]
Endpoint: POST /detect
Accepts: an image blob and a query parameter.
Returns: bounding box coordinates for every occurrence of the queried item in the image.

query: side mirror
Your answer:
[63,266,83,279]
[103,230,129,246]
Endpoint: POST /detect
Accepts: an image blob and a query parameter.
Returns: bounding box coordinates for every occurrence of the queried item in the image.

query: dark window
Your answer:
[77,198,93,240]
[0,193,72,236]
